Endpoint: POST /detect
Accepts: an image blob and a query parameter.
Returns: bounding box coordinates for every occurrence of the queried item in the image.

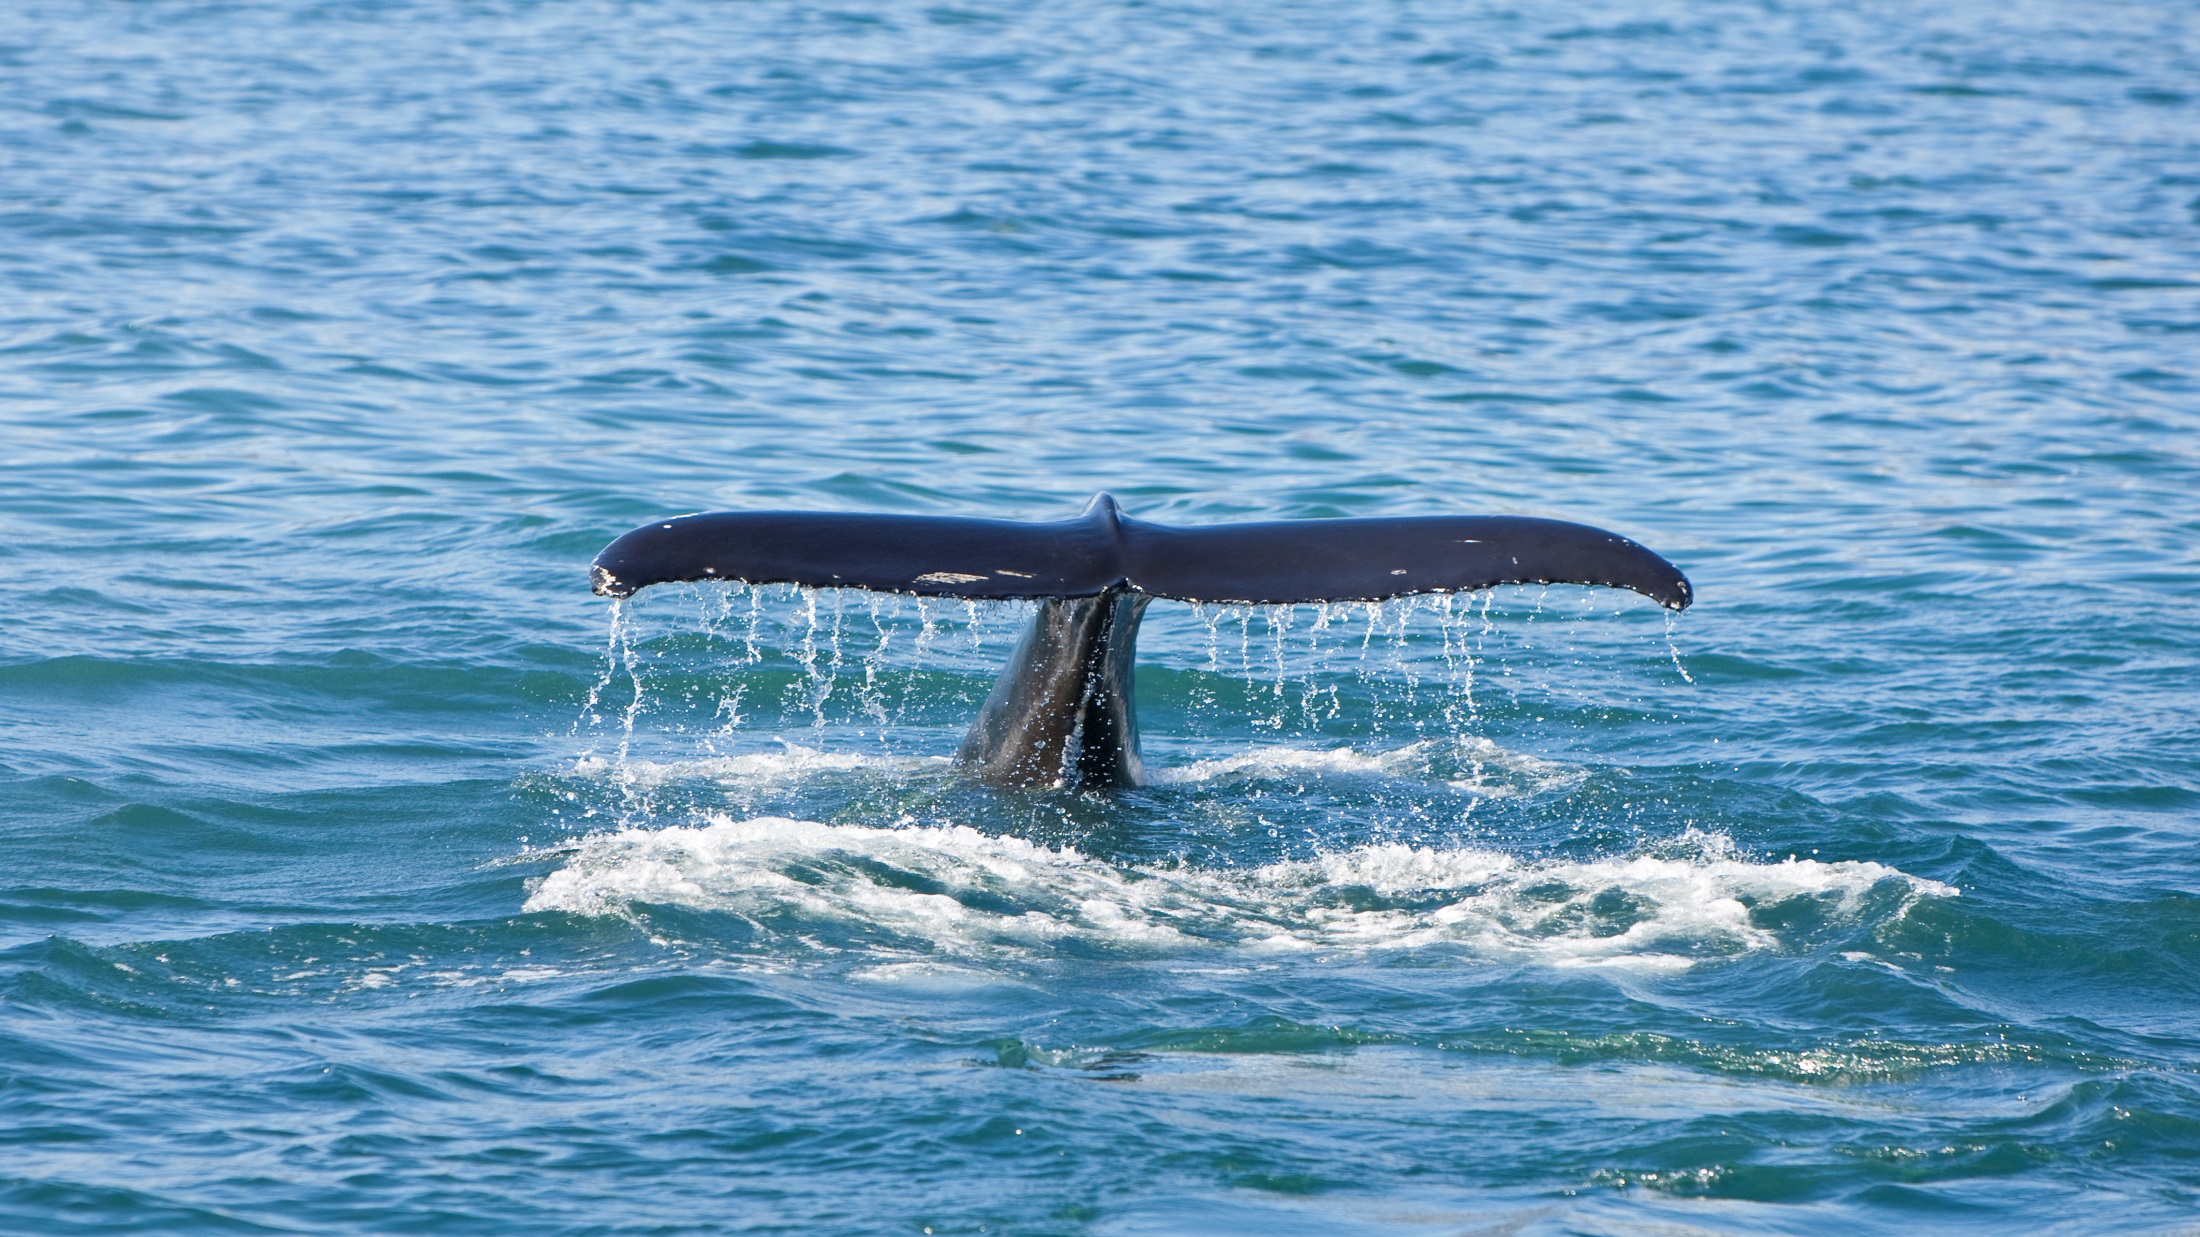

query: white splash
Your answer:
[572,744,951,789]
[1150,737,1586,798]
[575,737,1577,801]
[525,816,1954,972]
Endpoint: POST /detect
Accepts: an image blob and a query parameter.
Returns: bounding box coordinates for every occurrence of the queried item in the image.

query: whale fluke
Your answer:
[589,493,1691,789]
[590,493,1691,611]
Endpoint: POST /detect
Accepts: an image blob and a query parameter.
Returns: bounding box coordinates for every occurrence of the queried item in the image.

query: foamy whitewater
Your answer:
[527,810,1954,970]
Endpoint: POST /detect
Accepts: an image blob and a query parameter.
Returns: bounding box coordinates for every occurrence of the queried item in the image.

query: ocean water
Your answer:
[4,0,2198,1232]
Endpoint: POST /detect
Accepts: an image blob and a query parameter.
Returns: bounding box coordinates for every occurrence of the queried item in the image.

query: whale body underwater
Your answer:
[590,493,1692,789]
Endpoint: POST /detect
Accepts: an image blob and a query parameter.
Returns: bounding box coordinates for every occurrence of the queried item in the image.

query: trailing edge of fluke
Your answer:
[589,493,1691,790]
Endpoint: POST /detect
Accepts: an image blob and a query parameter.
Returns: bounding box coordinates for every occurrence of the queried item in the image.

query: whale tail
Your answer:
[590,491,1691,610]
[590,493,1690,788]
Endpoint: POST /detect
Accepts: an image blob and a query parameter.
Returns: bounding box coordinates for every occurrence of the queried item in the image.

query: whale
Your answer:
[591,493,1691,789]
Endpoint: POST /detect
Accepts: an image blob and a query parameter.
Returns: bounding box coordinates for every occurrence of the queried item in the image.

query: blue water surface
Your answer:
[4,1,2199,1233]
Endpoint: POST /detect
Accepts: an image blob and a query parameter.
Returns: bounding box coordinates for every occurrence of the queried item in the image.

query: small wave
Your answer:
[1150,737,1585,798]
[575,738,1575,799]
[525,817,1954,971]
[571,745,950,789]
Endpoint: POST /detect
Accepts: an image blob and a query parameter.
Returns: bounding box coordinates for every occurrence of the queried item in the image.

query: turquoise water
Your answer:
[5,0,2199,1232]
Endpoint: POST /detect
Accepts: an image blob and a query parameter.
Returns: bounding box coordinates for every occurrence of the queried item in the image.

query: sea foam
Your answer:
[526,814,1953,971]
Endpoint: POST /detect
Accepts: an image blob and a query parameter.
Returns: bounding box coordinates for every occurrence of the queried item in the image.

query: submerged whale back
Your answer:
[590,493,1692,611]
